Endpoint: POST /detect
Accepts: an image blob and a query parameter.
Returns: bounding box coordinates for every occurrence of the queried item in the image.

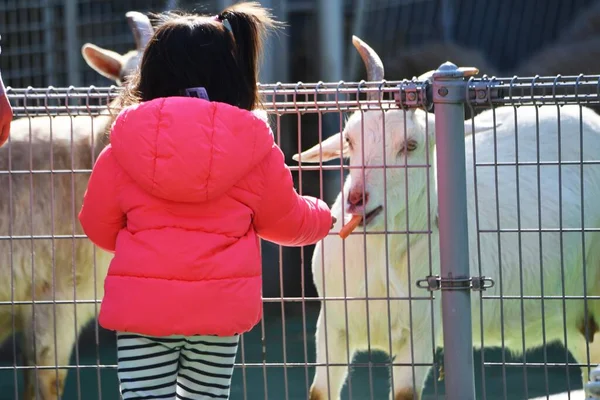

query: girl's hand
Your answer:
[0,85,12,147]
[0,38,12,148]
[331,216,337,229]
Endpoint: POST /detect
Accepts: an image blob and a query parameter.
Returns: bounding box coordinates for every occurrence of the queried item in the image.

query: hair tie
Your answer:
[213,15,233,33]
[184,87,210,101]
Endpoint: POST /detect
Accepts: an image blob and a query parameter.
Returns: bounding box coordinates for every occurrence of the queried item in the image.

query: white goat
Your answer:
[0,12,152,400]
[295,36,600,400]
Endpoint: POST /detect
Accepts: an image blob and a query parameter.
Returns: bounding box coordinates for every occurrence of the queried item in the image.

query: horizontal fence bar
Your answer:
[12,228,599,241]
[0,362,436,371]
[5,229,599,241]
[0,230,435,241]
[2,361,592,371]
[5,295,600,307]
[0,296,434,306]
[1,361,593,371]
[483,362,592,368]
[0,165,435,174]
[6,74,600,116]
[4,160,600,175]
[467,74,600,107]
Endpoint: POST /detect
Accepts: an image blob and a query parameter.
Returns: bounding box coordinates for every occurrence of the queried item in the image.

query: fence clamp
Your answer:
[395,80,432,111]
[416,275,495,292]
[469,80,504,105]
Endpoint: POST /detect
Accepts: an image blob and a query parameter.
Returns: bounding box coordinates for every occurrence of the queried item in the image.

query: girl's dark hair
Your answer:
[116,2,279,111]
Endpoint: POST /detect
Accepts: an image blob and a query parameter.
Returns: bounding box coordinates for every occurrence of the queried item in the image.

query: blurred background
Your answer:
[1,0,600,398]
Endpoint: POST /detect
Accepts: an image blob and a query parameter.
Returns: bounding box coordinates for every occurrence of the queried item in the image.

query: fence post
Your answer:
[64,0,80,87]
[432,61,477,400]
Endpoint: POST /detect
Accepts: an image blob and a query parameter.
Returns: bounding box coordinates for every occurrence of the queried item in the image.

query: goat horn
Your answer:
[352,35,385,101]
[126,11,154,51]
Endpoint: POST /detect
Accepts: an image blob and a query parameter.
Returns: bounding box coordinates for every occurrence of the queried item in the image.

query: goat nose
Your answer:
[348,190,369,207]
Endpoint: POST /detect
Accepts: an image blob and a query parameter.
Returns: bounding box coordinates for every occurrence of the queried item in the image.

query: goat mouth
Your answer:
[358,206,384,227]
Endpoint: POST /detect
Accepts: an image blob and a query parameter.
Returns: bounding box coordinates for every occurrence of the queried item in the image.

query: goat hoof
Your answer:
[394,387,418,400]
[309,387,326,400]
[40,370,67,400]
[23,384,36,400]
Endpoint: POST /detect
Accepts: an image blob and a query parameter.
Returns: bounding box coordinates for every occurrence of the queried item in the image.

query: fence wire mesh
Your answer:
[1,76,600,400]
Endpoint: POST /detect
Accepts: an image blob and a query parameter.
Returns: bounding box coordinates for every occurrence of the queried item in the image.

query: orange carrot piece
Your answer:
[339,215,363,239]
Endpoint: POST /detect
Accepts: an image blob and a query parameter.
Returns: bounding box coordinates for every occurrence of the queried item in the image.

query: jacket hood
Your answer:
[109,97,274,203]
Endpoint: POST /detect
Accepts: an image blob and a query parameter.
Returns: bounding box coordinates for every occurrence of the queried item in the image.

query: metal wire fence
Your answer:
[3,71,600,400]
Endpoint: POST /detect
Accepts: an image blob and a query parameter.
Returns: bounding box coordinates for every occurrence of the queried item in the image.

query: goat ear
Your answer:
[81,43,124,82]
[292,132,349,163]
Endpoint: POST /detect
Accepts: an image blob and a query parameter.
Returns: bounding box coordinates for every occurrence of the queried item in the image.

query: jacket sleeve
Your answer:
[78,145,126,253]
[253,145,333,247]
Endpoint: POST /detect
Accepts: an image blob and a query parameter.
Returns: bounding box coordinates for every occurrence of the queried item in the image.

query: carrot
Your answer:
[339,215,363,239]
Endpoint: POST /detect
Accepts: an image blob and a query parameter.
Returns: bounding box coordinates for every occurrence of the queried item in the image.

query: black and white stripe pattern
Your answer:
[116,332,239,399]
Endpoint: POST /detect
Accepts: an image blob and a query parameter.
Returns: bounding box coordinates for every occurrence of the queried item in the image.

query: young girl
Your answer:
[0,35,13,147]
[78,2,334,399]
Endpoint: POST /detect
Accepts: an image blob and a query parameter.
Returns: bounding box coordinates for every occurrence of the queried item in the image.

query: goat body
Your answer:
[298,39,600,397]
[298,36,600,400]
[0,115,114,399]
[0,11,153,399]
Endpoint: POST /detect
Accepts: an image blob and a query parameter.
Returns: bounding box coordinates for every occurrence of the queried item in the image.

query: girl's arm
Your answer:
[78,145,126,253]
[253,145,333,247]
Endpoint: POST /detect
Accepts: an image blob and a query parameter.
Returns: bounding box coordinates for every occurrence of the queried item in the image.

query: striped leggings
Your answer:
[116,332,239,400]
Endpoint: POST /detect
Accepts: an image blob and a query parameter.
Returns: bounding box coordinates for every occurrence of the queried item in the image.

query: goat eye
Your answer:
[407,139,418,151]
[401,139,418,153]
[345,136,353,149]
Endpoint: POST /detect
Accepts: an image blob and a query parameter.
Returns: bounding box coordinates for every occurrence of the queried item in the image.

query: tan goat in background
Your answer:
[0,11,152,400]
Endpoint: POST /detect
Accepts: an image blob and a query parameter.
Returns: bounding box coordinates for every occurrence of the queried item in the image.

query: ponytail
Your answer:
[217,2,281,109]
[117,2,283,112]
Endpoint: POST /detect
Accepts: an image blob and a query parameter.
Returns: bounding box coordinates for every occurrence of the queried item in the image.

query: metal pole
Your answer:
[216,0,287,84]
[317,0,344,204]
[317,0,343,81]
[258,0,289,84]
[164,0,179,10]
[440,0,455,42]
[347,0,367,81]
[43,0,55,85]
[64,0,80,87]
[432,61,477,400]
[217,0,231,11]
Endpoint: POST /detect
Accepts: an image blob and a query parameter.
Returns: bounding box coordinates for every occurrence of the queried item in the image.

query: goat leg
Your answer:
[310,309,354,400]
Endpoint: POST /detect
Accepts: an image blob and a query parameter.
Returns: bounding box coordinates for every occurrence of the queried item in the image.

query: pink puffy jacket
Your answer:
[78,97,333,337]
